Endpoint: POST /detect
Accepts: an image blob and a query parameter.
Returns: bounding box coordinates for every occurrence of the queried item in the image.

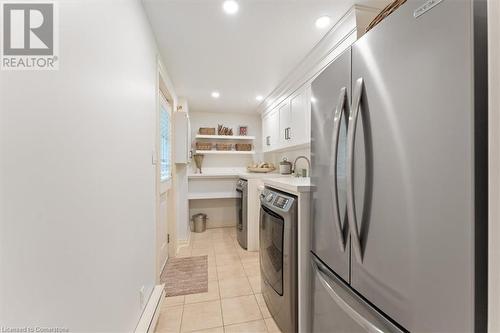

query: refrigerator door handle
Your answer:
[312,256,385,333]
[347,77,364,264]
[331,87,348,252]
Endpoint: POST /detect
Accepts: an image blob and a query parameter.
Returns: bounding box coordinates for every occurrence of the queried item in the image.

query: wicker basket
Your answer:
[366,0,406,32]
[199,127,216,135]
[216,143,233,151]
[196,142,213,151]
[235,144,252,151]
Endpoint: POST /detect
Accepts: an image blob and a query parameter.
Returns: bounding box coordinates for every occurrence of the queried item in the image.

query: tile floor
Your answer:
[155,227,283,333]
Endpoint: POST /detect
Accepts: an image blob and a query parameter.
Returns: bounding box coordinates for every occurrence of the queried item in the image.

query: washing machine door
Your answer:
[260,205,284,295]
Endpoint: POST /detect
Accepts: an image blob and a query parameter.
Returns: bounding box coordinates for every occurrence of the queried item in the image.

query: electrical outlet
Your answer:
[139,286,146,308]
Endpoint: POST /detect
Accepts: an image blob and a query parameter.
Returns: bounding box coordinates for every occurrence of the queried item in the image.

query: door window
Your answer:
[160,95,171,182]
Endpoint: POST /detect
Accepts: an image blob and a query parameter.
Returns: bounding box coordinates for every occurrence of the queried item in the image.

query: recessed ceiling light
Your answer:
[315,16,331,29]
[223,0,239,15]
[211,91,220,98]
[311,96,317,103]
[256,95,264,101]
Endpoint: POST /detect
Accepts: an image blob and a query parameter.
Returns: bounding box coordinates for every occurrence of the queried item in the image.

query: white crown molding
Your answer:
[257,4,381,116]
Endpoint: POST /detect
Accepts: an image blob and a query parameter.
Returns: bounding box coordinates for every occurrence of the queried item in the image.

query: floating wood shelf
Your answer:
[195,135,256,140]
[195,150,255,155]
[188,191,239,200]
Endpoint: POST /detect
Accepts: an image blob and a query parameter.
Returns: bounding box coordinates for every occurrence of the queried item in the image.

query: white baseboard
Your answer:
[135,284,165,333]
[177,231,191,254]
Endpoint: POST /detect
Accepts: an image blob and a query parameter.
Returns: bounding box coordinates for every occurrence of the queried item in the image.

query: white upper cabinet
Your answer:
[262,107,280,152]
[288,85,310,146]
[262,84,311,152]
[278,99,291,147]
[258,5,379,154]
[174,109,191,164]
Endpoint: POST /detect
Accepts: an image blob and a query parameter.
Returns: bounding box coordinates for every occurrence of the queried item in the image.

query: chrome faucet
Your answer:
[292,156,311,177]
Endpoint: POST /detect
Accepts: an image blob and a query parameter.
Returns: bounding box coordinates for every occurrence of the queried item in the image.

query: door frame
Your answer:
[156,59,176,282]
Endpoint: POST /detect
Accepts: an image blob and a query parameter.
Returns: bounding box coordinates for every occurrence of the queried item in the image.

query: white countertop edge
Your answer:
[188,173,239,179]
[188,171,291,180]
[262,177,313,194]
[238,172,291,180]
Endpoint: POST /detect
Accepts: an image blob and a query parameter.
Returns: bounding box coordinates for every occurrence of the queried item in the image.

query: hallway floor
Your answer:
[155,227,282,333]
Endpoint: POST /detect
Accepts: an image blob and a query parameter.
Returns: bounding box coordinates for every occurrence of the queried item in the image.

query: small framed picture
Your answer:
[239,126,248,136]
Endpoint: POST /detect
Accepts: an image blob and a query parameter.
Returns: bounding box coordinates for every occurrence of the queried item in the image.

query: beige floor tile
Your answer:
[181,300,223,332]
[207,257,217,268]
[208,228,224,234]
[254,294,271,318]
[192,241,213,250]
[191,248,216,257]
[191,327,224,333]
[247,275,261,294]
[218,237,234,242]
[211,233,232,240]
[242,262,260,277]
[217,263,246,280]
[215,253,241,267]
[214,246,237,255]
[163,295,185,308]
[185,280,220,304]
[240,258,259,267]
[192,231,211,239]
[238,250,259,261]
[208,265,218,281]
[214,239,235,247]
[218,277,253,299]
[191,233,208,239]
[264,318,282,333]
[177,246,192,258]
[155,305,183,333]
[221,295,262,326]
[223,319,268,333]
[216,252,239,259]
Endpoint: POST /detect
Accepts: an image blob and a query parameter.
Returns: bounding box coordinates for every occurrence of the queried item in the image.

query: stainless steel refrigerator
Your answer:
[310,0,488,332]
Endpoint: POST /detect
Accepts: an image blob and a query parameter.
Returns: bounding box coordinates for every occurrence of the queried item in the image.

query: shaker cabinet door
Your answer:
[289,86,309,146]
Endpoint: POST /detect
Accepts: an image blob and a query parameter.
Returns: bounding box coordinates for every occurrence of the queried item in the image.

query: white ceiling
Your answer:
[143,0,388,113]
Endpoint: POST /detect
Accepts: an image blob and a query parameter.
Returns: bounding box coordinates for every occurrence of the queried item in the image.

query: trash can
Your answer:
[191,213,208,233]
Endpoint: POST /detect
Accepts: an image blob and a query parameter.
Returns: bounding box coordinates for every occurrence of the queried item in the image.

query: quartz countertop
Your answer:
[188,168,291,180]
[263,177,313,194]
[238,172,290,180]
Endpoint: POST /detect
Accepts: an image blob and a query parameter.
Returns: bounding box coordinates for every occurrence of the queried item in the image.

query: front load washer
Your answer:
[259,187,297,333]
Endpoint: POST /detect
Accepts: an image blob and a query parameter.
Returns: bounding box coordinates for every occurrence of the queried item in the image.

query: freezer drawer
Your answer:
[311,254,403,333]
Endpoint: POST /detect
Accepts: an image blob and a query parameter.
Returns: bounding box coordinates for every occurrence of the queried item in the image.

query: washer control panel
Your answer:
[260,187,295,212]
[236,178,247,191]
[274,196,289,209]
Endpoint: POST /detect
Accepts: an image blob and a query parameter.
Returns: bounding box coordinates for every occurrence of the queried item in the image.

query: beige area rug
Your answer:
[161,255,208,297]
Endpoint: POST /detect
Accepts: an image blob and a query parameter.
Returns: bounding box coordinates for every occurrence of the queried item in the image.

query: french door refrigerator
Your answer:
[310,0,488,332]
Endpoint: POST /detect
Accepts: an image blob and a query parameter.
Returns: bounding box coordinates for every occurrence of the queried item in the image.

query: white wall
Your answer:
[189,199,239,229]
[264,146,311,175]
[189,111,262,171]
[0,0,162,331]
[489,0,500,330]
[182,111,261,234]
